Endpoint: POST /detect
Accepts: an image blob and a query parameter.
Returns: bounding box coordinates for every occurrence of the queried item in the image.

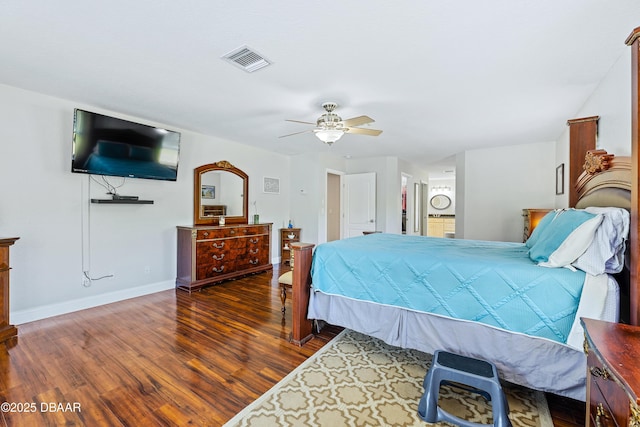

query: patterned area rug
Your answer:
[224,330,553,427]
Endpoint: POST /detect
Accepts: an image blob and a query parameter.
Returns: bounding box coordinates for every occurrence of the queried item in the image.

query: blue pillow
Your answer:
[525,210,557,248]
[529,209,603,267]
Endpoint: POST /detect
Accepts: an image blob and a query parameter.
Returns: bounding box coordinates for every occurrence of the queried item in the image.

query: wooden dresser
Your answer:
[0,238,18,343]
[176,224,272,291]
[581,318,640,427]
[522,208,552,242]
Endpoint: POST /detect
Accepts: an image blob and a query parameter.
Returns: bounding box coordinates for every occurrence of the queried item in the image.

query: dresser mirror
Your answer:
[193,161,249,225]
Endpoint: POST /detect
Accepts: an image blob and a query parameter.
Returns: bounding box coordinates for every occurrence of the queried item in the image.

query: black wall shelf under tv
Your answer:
[91,199,154,205]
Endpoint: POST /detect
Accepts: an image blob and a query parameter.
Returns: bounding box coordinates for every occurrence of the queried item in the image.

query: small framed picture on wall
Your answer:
[263,177,280,194]
[556,164,564,195]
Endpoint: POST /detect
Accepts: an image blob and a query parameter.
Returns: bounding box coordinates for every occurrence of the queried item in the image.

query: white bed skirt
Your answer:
[308,274,619,401]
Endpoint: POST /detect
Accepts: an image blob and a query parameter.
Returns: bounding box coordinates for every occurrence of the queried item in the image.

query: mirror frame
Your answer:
[193,161,249,226]
[430,194,451,210]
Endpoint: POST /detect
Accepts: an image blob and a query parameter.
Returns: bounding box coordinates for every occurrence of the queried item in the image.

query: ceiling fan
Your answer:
[280,102,383,145]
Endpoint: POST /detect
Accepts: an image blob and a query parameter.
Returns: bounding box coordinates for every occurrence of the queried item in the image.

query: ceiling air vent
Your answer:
[222,46,271,73]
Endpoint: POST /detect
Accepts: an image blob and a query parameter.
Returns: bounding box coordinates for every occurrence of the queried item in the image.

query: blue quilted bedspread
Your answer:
[311,233,587,343]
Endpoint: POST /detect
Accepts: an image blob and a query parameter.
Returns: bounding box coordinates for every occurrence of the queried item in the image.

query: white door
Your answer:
[344,172,376,237]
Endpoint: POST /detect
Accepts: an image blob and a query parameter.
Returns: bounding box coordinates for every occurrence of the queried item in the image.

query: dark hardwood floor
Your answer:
[0,264,584,426]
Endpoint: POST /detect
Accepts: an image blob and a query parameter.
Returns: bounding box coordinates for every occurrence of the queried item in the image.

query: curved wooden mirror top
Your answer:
[193,161,249,226]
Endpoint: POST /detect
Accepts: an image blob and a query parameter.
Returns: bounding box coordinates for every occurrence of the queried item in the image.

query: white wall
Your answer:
[460,141,556,242]
[288,152,347,245]
[0,84,291,324]
[554,51,632,208]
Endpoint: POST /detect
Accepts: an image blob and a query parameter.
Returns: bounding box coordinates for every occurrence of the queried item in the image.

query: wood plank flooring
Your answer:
[0,264,583,426]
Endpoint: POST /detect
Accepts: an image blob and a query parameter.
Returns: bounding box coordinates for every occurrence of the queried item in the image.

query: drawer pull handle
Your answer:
[249,248,259,255]
[595,402,611,427]
[230,229,236,234]
[211,266,225,273]
[212,242,225,249]
[250,238,259,244]
[203,231,209,237]
[249,259,259,265]
[212,254,225,260]
[590,366,610,380]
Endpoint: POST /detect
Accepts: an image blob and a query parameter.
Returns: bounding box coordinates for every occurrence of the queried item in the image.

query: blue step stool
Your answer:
[417,350,512,427]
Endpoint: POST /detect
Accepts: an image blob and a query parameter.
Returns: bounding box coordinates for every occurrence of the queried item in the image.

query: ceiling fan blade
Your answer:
[285,119,316,125]
[341,115,374,127]
[279,129,314,138]
[345,127,383,136]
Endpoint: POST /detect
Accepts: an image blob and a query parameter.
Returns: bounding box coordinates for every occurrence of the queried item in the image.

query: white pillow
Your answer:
[572,207,629,275]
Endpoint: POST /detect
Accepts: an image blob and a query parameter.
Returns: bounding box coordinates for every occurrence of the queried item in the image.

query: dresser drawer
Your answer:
[196,240,233,263]
[196,225,269,240]
[243,235,270,268]
[196,261,231,280]
[587,346,632,426]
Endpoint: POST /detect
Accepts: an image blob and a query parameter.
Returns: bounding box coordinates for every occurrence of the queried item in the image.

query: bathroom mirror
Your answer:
[193,161,248,225]
[430,194,451,210]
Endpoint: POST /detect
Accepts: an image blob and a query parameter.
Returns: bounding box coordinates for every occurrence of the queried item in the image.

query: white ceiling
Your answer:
[1,1,639,170]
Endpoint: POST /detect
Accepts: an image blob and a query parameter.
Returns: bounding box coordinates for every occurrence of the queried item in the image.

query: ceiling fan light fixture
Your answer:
[314,129,344,145]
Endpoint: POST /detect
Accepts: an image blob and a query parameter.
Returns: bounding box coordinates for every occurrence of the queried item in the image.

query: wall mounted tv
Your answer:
[71,109,181,181]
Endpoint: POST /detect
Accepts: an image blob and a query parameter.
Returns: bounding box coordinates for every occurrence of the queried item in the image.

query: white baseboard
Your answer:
[11,280,175,325]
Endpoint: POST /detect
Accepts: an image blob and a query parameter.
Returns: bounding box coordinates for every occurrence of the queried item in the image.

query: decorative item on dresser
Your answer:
[522,208,553,243]
[580,318,640,427]
[176,162,272,292]
[0,238,18,343]
[176,224,272,292]
[280,228,300,265]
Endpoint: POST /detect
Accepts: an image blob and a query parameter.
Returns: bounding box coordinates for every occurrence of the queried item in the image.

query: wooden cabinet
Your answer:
[176,224,272,291]
[522,208,552,243]
[427,216,454,238]
[0,238,18,343]
[280,228,301,265]
[581,318,640,427]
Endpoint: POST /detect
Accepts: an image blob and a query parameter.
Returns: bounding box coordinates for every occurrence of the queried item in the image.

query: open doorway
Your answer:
[401,174,410,234]
[326,171,341,242]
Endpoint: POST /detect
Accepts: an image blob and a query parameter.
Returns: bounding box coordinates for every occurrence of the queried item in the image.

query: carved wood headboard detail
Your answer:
[575,150,631,210]
[583,149,615,174]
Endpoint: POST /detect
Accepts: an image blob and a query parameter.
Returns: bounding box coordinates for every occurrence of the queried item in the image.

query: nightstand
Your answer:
[522,209,552,243]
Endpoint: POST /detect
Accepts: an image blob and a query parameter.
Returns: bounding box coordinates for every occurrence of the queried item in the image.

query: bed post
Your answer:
[290,242,314,345]
[626,27,640,326]
[567,116,599,208]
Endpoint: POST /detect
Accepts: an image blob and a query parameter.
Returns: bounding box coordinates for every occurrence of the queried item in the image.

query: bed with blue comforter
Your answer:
[311,233,585,343]
[307,207,629,400]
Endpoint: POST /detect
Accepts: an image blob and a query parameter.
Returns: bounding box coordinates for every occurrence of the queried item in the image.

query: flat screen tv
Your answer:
[71,109,181,181]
